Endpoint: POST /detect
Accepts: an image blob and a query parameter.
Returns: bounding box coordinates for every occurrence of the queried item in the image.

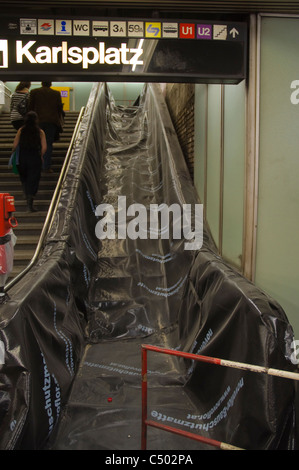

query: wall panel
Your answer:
[256,15,299,337]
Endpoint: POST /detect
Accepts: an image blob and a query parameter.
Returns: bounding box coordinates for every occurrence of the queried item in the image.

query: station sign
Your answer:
[0,17,247,83]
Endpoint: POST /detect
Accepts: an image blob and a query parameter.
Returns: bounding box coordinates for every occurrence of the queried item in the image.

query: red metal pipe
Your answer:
[145,419,243,450]
[140,344,227,450]
[140,343,299,450]
[142,344,299,381]
[142,343,221,366]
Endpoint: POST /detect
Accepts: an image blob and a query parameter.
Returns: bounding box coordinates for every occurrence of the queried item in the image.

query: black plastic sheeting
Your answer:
[0,83,298,450]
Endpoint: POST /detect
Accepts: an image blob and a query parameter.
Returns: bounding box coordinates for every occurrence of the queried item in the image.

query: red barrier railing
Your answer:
[141,344,299,450]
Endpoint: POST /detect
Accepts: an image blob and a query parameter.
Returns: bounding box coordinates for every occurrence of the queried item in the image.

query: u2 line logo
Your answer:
[1,39,144,70]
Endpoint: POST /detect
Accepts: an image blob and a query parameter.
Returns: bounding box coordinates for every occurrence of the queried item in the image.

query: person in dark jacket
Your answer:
[28,82,63,173]
[12,111,47,212]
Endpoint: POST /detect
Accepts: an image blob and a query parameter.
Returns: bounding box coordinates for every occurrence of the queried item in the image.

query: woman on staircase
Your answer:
[12,111,47,212]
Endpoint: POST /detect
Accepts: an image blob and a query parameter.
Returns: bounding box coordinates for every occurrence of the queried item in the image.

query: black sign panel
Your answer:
[0,17,247,83]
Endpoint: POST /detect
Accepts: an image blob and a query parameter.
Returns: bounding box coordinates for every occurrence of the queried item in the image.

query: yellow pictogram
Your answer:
[145,22,161,38]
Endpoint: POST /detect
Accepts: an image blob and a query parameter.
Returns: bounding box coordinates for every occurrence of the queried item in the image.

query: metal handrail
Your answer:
[4,89,11,98]
[0,81,12,112]
[0,81,12,97]
[5,106,86,292]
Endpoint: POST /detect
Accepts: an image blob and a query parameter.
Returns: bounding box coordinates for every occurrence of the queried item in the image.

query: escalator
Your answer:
[0,83,297,451]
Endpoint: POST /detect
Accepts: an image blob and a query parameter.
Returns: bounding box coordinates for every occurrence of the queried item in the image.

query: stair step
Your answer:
[0,164,62,172]
[2,175,58,183]
[3,189,55,199]
[2,178,58,185]
[13,250,36,261]
[0,150,66,156]
[0,112,79,118]
[0,130,74,136]
[15,235,40,243]
[0,126,75,130]
[0,142,70,150]
[15,235,40,250]
[14,223,44,237]
[15,212,47,223]
[14,199,50,209]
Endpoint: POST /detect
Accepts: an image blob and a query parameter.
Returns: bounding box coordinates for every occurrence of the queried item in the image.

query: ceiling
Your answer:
[2,0,299,16]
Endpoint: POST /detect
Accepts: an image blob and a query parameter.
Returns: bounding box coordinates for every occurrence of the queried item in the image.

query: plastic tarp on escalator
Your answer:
[0,82,297,450]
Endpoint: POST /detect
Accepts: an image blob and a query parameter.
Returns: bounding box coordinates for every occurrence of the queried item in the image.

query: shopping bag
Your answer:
[0,231,16,275]
[8,146,19,175]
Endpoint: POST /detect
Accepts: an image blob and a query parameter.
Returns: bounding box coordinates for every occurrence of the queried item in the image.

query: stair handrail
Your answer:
[0,81,12,113]
[4,106,85,292]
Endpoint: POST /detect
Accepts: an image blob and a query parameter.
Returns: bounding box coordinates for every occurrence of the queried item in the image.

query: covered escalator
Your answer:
[0,83,297,450]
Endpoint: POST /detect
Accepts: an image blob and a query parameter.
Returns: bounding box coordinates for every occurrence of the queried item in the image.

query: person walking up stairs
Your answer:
[0,109,79,279]
[12,111,47,213]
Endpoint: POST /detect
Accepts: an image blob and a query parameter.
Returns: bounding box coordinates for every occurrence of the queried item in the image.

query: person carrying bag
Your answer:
[12,111,47,212]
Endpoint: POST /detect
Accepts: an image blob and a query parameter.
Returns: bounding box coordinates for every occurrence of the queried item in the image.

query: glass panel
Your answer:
[206,85,222,248]
[108,82,144,106]
[194,84,207,205]
[222,82,245,269]
[256,16,299,337]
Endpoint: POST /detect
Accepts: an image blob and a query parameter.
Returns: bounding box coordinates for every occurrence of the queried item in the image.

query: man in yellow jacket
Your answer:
[28,82,64,173]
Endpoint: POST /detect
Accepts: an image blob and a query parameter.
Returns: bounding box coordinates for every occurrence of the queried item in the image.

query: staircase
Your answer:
[0,111,79,280]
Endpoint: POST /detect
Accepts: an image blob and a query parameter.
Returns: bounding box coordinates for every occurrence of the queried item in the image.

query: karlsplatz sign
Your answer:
[15,40,144,69]
[0,17,247,83]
